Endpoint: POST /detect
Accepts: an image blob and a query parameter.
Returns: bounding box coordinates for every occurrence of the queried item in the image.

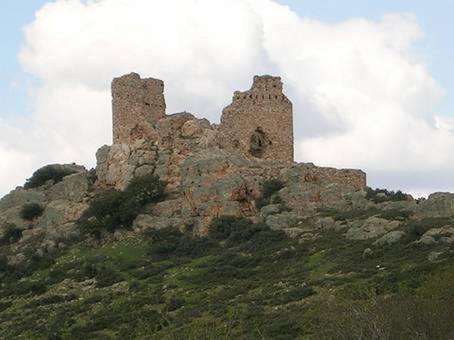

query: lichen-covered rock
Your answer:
[7,253,26,267]
[377,199,417,212]
[428,251,444,263]
[96,141,158,189]
[47,172,91,202]
[259,204,282,217]
[346,217,400,240]
[266,211,301,230]
[36,200,88,229]
[418,235,437,245]
[420,226,454,244]
[0,189,47,230]
[363,247,373,258]
[416,193,454,218]
[373,230,406,246]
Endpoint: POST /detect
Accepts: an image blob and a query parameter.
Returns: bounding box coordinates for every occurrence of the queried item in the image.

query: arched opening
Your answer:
[249,127,269,158]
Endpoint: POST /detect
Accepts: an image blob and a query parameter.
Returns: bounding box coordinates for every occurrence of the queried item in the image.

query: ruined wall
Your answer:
[218,75,294,162]
[112,72,166,144]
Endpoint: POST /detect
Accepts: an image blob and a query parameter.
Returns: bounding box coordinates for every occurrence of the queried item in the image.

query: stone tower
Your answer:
[112,72,166,144]
[218,75,294,161]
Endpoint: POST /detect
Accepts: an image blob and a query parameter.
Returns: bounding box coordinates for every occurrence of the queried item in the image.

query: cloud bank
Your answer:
[1,0,453,197]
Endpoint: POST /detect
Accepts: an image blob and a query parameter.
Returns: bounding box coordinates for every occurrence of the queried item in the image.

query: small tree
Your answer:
[124,175,166,205]
[20,203,44,220]
[78,174,166,237]
[1,223,22,244]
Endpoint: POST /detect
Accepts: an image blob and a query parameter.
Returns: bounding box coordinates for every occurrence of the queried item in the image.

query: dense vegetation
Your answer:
[1,210,454,339]
[78,175,166,237]
[365,187,409,203]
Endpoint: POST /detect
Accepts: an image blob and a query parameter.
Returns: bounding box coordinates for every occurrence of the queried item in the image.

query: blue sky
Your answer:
[2,0,453,118]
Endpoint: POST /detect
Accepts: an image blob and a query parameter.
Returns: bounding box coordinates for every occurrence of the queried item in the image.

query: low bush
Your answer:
[208,216,254,241]
[208,215,288,252]
[19,203,44,220]
[262,179,285,199]
[0,255,9,273]
[1,223,22,244]
[124,175,166,205]
[255,179,285,209]
[95,267,123,288]
[148,227,216,259]
[78,174,166,237]
[24,165,77,189]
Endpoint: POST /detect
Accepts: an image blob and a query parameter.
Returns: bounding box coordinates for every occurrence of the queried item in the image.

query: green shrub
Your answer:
[238,227,288,253]
[365,187,409,203]
[255,179,285,209]
[167,297,184,311]
[24,165,77,189]
[0,255,9,273]
[255,197,270,209]
[208,215,287,251]
[78,189,129,236]
[78,174,166,236]
[319,207,379,221]
[262,179,284,199]
[1,223,22,244]
[208,216,254,241]
[124,175,166,205]
[95,267,123,288]
[19,203,44,220]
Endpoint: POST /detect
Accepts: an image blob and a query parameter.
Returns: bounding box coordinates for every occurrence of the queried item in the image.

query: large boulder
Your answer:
[47,172,92,202]
[0,189,47,231]
[373,230,406,246]
[416,193,454,218]
[346,217,400,240]
[96,141,158,189]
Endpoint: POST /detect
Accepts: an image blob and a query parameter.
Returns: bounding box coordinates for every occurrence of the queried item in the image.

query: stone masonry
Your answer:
[112,72,166,144]
[218,75,294,162]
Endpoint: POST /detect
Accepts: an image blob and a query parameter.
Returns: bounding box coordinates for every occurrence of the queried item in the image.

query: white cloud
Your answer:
[1,0,453,197]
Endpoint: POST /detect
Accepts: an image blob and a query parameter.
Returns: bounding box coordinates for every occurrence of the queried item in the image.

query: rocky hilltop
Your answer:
[1,74,454,339]
[0,73,369,260]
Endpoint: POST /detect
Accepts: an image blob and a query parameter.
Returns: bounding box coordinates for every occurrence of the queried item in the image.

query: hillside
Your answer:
[1,166,454,339]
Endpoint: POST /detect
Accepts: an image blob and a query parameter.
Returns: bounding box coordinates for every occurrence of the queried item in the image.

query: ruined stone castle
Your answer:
[96,72,366,233]
[112,72,293,162]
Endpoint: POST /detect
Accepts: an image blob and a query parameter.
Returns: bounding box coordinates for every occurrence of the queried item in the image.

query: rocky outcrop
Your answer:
[96,112,216,190]
[416,193,454,218]
[0,167,93,268]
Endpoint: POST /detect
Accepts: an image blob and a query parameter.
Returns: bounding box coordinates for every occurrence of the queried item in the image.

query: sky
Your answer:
[1,0,454,198]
